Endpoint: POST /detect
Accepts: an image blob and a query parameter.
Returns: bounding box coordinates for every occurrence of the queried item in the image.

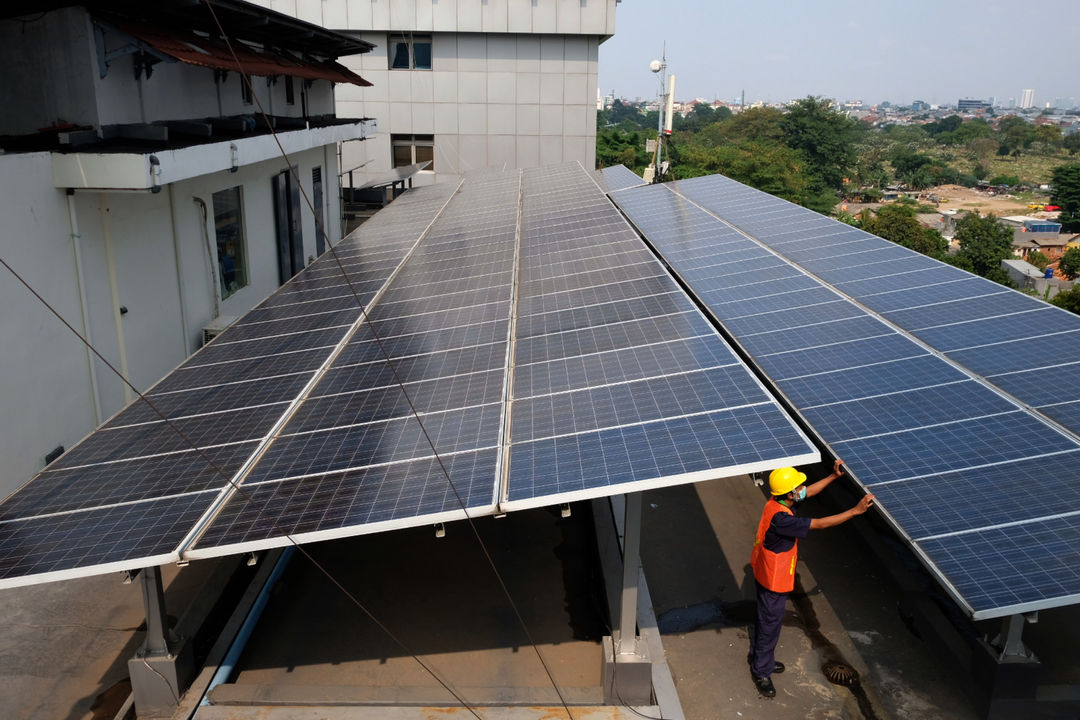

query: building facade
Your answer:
[251,0,617,186]
[0,1,375,497]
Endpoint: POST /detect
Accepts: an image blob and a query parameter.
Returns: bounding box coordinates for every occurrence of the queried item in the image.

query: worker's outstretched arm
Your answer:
[807,459,845,498]
[809,494,875,530]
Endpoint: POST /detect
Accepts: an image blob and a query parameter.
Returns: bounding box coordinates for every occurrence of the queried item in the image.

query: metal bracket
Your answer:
[991,613,1038,661]
[560,503,572,518]
[434,523,446,538]
[93,19,174,80]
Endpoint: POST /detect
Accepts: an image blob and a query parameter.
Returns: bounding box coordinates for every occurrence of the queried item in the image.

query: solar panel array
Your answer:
[0,163,817,587]
[504,165,817,509]
[593,165,645,193]
[610,178,1080,619]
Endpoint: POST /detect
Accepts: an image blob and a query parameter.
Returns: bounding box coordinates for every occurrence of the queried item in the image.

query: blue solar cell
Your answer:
[800,380,1018,441]
[1036,400,1080,430]
[914,308,1057,351]
[516,292,692,339]
[832,265,961,295]
[776,354,965,407]
[881,289,1027,330]
[707,286,840,318]
[756,333,926,382]
[952,330,1080,376]
[857,277,998,314]
[515,311,715,364]
[868,451,1080,539]
[722,300,865,335]
[738,314,891,357]
[918,516,1080,616]
[832,411,1049,485]
[507,405,814,503]
[815,255,937,284]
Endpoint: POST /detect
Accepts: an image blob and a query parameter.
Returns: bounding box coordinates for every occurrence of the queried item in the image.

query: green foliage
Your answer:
[780,96,858,193]
[1058,246,1080,280]
[860,204,945,258]
[997,116,1036,156]
[953,213,1016,279]
[1051,164,1080,232]
[1051,286,1080,314]
[1026,250,1050,270]
[987,174,1020,186]
[1065,133,1080,155]
[676,140,809,203]
[596,127,649,172]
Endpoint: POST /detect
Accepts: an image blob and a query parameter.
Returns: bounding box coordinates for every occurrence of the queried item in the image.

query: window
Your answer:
[285,75,295,105]
[388,33,432,70]
[391,134,434,171]
[212,187,248,299]
[241,77,253,105]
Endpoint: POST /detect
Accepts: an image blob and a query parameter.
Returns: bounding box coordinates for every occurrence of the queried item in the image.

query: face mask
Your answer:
[793,487,807,502]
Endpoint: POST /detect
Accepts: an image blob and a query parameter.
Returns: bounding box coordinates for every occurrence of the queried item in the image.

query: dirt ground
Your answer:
[927,184,1036,216]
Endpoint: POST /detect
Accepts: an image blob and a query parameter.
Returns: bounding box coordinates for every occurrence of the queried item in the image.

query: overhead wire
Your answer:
[0,3,590,718]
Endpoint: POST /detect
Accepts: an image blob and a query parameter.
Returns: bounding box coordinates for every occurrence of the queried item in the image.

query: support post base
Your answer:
[128,643,193,718]
[602,634,653,706]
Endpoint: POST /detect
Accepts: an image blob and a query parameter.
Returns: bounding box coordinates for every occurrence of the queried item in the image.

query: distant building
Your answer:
[250,0,618,187]
[1020,88,1035,109]
[957,98,990,113]
[911,100,929,112]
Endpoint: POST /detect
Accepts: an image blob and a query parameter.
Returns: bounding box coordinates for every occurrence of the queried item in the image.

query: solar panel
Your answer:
[612,177,1080,619]
[0,163,818,588]
[593,165,645,193]
[0,182,461,587]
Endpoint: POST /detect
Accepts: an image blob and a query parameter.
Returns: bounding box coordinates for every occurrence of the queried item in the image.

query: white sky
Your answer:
[598,0,1079,107]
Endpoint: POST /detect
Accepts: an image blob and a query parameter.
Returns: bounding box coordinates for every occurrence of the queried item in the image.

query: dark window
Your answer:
[388,34,432,70]
[241,78,253,105]
[212,187,248,299]
[285,75,295,105]
[391,134,435,171]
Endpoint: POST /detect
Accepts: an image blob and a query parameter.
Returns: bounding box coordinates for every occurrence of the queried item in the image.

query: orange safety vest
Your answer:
[750,499,798,593]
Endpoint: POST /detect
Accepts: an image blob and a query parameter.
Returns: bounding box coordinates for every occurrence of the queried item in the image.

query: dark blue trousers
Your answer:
[750,580,788,679]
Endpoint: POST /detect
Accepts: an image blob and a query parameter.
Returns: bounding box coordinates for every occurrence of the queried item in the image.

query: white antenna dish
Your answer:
[649,60,662,73]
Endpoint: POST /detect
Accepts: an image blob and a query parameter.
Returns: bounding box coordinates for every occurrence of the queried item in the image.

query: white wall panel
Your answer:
[358,69,389,101]
[516,134,540,168]
[488,104,516,134]
[457,71,487,103]
[415,0,434,30]
[432,71,458,102]
[432,0,458,29]
[346,0,374,29]
[456,34,486,71]
[324,0,349,29]
[434,104,459,133]
[457,0,482,32]
[516,36,541,72]
[389,101,413,131]
[435,135,461,175]
[487,72,516,103]
[539,36,565,74]
[413,102,435,133]
[539,74,563,105]
[581,0,607,34]
[562,104,587,136]
[458,103,487,133]
[556,0,581,34]
[410,71,435,101]
[487,35,516,72]
[458,134,488,170]
[516,104,539,135]
[481,0,508,31]
[538,104,562,135]
[532,0,556,33]
[432,34,458,71]
[562,134,587,163]
[563,73,587,105]
[388,74,413,102]
[488,134,515,168]
[389,0,414,30]
[564,37,589,73]
[371,0,392,28]
[295,0,322,24]
[516,72,540,103]
[507,0,532,32]
[539,135,563,164]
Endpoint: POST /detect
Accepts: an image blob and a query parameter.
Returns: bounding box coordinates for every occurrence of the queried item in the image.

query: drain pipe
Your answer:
[67,190,103,425]
[199,546,295,706]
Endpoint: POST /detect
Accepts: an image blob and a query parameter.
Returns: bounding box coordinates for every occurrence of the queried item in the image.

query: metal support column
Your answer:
[128,566,194,718]
[993,613,1037,661]
[602,492,653,705]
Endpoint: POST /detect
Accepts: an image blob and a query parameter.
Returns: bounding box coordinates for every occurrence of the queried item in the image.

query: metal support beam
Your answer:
[617,492,643,655]
[994,613,1037,661]
[128,566,194,718]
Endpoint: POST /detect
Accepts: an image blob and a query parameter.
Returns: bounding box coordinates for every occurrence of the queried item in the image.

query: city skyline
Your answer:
[598,0,1078,108]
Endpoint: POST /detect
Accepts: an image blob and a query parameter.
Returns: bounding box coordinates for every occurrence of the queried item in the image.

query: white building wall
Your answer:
[252,0,611,184]
[0,145,340,498]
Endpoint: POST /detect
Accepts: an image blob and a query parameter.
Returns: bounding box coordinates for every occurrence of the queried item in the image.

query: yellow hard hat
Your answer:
[768,467,807,496]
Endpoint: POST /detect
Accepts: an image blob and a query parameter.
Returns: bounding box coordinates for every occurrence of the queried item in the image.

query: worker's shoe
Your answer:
[752,675,776,698]
[746,653,785,674]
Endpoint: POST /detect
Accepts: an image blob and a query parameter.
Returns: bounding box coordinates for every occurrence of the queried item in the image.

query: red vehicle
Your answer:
[1043,205,1061,211]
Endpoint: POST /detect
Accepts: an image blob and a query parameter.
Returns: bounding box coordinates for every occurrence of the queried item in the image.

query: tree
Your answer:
[1058,246,1080,280]
[860,204,946,258]
[1051,287,1080,315]
[1034,125,1063,153]
[1026,250,1050,270]
[780,96,858,193]
[953,212,1016,281]
[968,137,998,174]
[1065,133,1080,155]
[1050,164,1080,232]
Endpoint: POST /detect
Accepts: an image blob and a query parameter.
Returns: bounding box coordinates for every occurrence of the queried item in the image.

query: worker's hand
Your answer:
[852,494,875,515]
[833,459,845,477]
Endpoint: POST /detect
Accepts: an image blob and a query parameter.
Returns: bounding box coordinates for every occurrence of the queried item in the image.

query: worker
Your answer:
[748,460,875,698]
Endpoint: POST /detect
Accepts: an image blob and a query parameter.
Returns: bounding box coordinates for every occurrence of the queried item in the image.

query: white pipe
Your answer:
[167,185,191,356]
[67,191,103,425]
[194,197,221,320]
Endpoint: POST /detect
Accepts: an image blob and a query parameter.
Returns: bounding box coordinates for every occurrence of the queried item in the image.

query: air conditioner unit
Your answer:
[201,315,237,346]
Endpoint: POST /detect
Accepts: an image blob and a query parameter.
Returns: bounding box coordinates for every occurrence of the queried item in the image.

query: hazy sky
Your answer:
[598,0,1079,107]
